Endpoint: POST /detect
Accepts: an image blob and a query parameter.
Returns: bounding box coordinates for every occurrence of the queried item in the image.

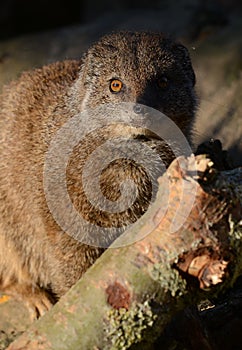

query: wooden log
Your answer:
[7,154,242,350]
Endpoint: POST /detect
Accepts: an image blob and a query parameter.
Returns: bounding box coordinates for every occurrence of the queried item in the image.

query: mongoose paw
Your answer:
[2,284,55,320]
[25,290,55,320]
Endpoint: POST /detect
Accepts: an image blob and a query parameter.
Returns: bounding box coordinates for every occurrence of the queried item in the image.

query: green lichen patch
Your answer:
[228,214,242,246]
[105,300,157,350]
[152,262,187,297]
[227,215,242,284]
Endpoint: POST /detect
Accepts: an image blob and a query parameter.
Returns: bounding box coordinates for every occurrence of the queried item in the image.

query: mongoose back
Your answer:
[0,31,197,318]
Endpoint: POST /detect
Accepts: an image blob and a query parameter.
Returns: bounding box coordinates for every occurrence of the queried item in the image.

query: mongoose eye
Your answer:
[158,76,169,89]
[110,79,123,93]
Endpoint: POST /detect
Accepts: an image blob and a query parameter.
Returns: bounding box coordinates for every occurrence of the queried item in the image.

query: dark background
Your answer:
[0,0,241,40]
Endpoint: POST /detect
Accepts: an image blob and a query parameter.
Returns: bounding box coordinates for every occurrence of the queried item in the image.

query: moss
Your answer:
[105,301,157,350]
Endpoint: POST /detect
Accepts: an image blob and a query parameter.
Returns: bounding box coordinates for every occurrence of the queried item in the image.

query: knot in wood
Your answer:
[106,281,131,310]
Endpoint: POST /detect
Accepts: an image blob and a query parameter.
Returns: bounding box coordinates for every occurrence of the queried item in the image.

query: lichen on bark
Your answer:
[104,301,157,349]
[151,262,187,298]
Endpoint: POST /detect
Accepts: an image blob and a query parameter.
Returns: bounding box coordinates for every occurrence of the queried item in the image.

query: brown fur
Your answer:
[0,31,197,318]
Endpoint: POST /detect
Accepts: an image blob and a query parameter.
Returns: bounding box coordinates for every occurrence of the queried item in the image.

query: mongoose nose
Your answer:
[133,104,144,114]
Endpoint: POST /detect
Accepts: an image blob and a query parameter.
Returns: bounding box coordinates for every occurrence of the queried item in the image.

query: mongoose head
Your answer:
[74,31,197,137]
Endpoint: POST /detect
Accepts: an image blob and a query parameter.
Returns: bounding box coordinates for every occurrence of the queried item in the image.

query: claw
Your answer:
[25,290,55,320]
[1,285,55,320]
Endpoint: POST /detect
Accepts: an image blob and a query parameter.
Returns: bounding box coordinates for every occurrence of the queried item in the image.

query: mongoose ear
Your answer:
[102,44,117,54]
[172,43,196,87]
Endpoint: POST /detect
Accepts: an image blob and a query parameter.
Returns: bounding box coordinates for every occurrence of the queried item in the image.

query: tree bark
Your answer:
[7,154,242,350]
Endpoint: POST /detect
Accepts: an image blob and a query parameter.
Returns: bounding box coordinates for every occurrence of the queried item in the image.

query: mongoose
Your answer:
[0,31,197,318]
